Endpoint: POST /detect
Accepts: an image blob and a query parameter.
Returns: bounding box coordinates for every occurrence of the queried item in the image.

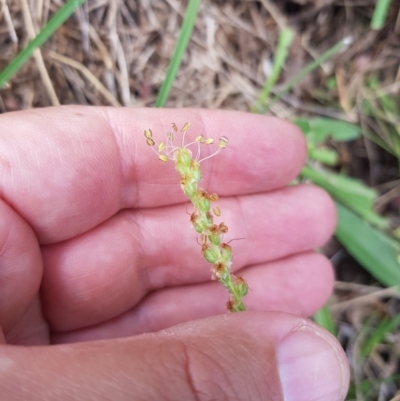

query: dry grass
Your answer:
[0,0,400,399]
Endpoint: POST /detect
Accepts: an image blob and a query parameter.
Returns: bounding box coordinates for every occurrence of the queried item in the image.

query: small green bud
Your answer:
[193,223,203,233]
[196,196,210,213]
[176,163,190,176]
[230,301,245,312]
[205,212,213,224]
[191,162,201,183]
[221,246,232,261]
[208,234,221,246]
[203,246,220,264]
[183,181,197,197]
[175,148,192,167]
[193,217,208,233]
[235,278,248,297]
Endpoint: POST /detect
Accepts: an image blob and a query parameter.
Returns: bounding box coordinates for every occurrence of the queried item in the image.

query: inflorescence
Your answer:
[145,123,248,312]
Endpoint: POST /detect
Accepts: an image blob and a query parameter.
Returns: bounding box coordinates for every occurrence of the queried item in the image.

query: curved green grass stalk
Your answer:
[335,202,400,287]
[251,27,295,113]
[361,314,400,358]
[371,0,392,30]
[155,0,201,107]
[265,37,352,111]
[314,304,336,336]
[0,0,86,88]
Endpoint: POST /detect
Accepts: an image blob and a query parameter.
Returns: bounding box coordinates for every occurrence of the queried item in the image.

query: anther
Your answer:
[213,207,221,216]
[218,136,229,148]
[181,122,190,133]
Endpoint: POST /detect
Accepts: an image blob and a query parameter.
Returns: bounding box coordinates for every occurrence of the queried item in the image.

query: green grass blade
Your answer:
[314,305,336,336]
[295,117,362,144]
[301,165,389,230]
[335,202,400,287]
[370,0,392,29]
[307,146,338,165]
[252,27,295,113]
[267,37,352,110]
[155,0,201,108]
[0,0,86,88]
[361,314,400,357]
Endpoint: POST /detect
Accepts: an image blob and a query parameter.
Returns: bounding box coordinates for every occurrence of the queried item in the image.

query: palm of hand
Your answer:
[1,106,335,346]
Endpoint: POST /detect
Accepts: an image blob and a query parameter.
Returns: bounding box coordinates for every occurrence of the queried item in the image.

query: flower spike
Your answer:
[144,122,247,312]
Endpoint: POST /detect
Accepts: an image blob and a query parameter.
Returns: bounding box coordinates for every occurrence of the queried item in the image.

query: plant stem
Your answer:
[263,37,352,112]
[155,0,201,107]
[0,0,86,88]
[252,27,295,113]
[371,0,392,30]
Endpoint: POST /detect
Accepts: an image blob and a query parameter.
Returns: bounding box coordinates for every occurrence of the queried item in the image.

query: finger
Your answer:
[42,184,336,332]
[3,312,349,401]
[0,106,306,243]
[52,252,334,344]
[5,295,49,345]
[0,199,43,335]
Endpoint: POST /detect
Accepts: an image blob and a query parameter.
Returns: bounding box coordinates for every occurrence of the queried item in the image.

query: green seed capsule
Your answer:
[208,234,221,246]
[193,217,208,233]
[193,222,203,233]
[191,163,201,183]
[196,196,210,213]
[236,281,248,297]
[175,163,190,176]
[221,246,232,261]
[184,181,197,197]
[175,149,192,167]
[203,246,220,264]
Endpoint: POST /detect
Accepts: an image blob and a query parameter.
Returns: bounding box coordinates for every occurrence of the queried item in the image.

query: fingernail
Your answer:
[277,325,348,401]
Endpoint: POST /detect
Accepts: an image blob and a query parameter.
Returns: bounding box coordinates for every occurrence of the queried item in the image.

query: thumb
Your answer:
[1,311,349,401]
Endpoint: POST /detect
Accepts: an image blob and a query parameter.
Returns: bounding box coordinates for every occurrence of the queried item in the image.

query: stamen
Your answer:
[146,138,155,147]
[181,122,190,133]
[181,122,190,147]
[218,136,229,148]
[198,147,222,163]
[213,207,221,216]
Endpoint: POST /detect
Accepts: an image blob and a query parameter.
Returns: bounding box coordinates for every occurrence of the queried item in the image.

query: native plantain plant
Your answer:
[145,123,248,312]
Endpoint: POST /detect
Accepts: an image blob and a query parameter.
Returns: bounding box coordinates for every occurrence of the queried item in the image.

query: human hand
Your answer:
[0,106,349,400]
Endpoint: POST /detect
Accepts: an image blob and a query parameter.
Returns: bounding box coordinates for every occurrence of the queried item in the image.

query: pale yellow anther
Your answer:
[204,138,214,145]
[158,142,165,152]
[159,155,168,162]
[181,122,191,133]
[146,138,155,146]
[213,207,221,216]
[144,129,153,139]
[195,135,203,142]
[172,123,178,132]
[218,136,229,148]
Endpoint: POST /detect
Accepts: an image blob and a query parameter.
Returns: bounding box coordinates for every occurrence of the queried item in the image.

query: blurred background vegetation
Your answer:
[0,0,399,399]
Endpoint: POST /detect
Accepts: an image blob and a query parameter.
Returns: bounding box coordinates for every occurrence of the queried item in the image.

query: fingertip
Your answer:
[277,322,349,401]
[244,251,335,317]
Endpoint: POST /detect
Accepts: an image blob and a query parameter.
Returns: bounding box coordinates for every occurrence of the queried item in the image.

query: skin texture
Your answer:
[0,107,349,400]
